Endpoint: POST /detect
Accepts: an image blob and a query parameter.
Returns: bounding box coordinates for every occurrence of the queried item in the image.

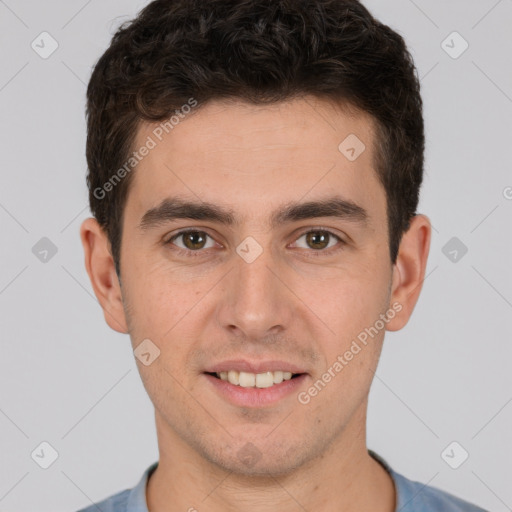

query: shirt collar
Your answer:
[128,451,400,512]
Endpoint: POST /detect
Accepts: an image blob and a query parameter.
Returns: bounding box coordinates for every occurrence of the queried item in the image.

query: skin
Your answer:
[81,96,431,512]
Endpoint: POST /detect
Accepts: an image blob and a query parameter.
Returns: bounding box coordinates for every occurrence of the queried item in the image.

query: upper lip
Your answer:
[204,359,307,374]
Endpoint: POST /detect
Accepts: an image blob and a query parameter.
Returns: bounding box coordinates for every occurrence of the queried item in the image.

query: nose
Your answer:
[215,244,294,342]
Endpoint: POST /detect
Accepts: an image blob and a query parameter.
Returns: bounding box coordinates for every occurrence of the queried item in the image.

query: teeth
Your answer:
[215,370,296,388]
[255,372,274,388]
[227,370,239,385]
[273,371,284,384]
[239,371,256,387]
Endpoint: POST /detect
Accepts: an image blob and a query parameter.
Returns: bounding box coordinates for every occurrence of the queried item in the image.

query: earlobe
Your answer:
[80,217,129,334]
[386,214,431,332]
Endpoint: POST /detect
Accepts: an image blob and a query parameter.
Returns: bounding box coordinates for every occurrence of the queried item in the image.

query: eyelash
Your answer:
[165,228,346,259]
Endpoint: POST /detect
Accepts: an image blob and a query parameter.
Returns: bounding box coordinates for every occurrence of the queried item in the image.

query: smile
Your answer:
[213,370,299,388]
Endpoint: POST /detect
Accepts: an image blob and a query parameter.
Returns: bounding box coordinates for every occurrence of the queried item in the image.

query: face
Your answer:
[83,96,428,477]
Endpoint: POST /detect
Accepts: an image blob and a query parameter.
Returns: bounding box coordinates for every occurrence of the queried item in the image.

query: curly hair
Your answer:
[86,0,424,277]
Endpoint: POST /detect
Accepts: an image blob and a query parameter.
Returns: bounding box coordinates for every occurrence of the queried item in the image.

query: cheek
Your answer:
[315,267,391,386]
[321,270,390,330]
[122,262,210,365]
[121,273,179,350]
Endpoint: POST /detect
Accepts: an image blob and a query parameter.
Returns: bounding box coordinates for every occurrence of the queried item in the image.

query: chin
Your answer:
[201,438,313,478]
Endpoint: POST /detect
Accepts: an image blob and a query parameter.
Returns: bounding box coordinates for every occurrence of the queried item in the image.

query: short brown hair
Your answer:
[86,0,424,277]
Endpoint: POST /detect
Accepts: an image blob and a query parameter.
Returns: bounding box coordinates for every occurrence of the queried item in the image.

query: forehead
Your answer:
[134,96,376,160]
[126,97,385,227]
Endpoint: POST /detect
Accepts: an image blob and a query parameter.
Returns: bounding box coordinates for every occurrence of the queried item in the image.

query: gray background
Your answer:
[0,0,511,510]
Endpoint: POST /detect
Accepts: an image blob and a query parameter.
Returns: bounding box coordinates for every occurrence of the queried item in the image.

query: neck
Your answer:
[146,404,395,512]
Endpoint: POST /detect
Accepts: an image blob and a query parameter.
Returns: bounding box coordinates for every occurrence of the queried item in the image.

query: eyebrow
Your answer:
[139,195,368,231]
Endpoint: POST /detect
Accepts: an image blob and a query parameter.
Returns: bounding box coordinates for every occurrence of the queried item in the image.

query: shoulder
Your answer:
[391,470,489,512]
[76,488,130,512]
[75,461,158,512]
[369,450,488,512]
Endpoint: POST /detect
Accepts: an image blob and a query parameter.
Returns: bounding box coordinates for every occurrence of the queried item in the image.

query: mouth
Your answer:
[205,370,303,389]
[203,360,309,407]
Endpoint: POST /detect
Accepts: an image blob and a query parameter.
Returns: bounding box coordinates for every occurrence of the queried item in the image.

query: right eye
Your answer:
[166,229,217,254]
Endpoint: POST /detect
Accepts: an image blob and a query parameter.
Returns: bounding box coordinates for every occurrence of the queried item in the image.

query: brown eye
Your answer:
[169,230,215,251]
[290,229,346,256]
[305,231,331,250]
[183,231,206,249]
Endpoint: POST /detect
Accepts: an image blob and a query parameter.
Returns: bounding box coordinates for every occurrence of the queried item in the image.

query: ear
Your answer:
[386,214,431,331]
[80,217,129,334]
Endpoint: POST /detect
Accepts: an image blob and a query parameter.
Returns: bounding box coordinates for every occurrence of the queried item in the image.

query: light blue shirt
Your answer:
[76,451,488,511]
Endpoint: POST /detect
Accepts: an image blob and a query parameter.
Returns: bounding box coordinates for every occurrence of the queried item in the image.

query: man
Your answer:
[78,0,487,510]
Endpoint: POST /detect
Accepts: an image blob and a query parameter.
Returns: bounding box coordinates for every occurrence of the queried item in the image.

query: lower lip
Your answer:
[204,373,308,407]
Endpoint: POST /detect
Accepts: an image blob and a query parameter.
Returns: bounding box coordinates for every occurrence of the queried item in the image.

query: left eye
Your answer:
[292,230,341,251]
